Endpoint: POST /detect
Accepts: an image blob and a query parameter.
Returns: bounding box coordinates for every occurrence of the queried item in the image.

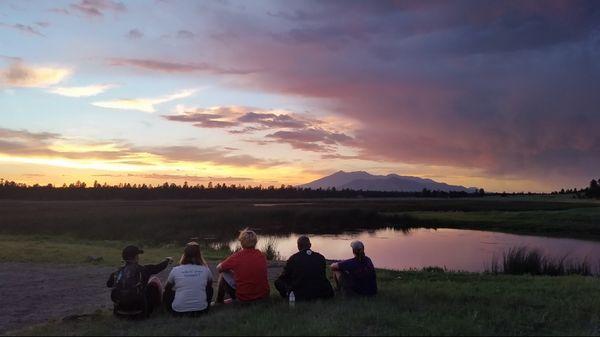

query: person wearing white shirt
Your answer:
[164,242,214,316]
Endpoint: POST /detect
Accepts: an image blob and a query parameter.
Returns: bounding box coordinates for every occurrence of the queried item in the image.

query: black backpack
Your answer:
[111,264,145,310]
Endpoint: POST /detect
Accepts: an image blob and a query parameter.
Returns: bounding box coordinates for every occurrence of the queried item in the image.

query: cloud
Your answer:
[179,0,600,187]
[125,173,253,182]
[164,105,356,153]
[108,58,256,75]
[0,127,284,169]
[126,29,143,39]
[48,84,115,97]
[69,0,126,17]
[0,22,45,37]
[0,62,70,88]
[266,128,356,153]
[92,89,196,113]
[146,145,286,168]
[176,30,195,39]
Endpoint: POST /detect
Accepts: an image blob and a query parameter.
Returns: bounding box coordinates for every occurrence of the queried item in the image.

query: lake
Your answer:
[229,228,600,272]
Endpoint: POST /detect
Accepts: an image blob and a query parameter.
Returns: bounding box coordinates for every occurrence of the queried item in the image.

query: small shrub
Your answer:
[262,238,280,261]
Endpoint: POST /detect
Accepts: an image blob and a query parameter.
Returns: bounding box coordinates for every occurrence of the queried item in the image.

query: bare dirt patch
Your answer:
[0,262,284,334]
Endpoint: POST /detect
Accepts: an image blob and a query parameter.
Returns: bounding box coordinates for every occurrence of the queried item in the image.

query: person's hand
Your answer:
[166,257,173,265]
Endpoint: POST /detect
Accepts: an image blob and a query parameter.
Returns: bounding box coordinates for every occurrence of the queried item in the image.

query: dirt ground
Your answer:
[0,262,284,334]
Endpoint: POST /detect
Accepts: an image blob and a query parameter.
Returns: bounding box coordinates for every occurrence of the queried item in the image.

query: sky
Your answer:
[1,0,599,192]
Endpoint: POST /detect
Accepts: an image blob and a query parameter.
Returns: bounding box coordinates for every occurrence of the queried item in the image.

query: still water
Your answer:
[232,228,600,272]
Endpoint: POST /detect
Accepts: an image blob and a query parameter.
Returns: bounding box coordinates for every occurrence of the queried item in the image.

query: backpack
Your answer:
[111,264,145,311]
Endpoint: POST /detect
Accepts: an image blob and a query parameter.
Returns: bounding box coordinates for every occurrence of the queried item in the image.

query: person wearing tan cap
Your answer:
[330,240,377,296]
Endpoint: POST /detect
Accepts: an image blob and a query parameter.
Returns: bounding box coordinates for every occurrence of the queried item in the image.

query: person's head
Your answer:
[179,241,206,265]
[238,228,258,249]
[297,235,311,251]
[122,245,144,263]
[351,241,365,260]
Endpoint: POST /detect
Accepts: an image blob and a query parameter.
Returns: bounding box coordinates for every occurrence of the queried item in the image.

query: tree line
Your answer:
[550,178,600,199]
[0,179,485,200]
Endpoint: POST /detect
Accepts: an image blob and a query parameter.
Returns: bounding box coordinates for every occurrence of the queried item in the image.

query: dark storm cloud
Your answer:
[163,107,355,153]
[192,0,600,186]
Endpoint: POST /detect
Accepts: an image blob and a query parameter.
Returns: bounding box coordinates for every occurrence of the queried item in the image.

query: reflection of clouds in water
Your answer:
[224,228,600,272]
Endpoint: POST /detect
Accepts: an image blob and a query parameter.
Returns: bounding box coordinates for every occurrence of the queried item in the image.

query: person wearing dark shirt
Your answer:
[275,236,334,301]
[330,241,377,296]
[106,245,172,317]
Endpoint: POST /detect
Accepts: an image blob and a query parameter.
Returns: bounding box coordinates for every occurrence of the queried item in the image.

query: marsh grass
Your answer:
[487,247,593,276]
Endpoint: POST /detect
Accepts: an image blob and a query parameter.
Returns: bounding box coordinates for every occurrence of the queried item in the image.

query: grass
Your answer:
[488,247,593,276]
[1,198,600,243]
[0,234,230,266]
[398,207,600,240]
[11,269,600,336]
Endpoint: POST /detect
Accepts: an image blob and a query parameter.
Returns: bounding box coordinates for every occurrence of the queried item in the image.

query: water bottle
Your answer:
[289,291,295,308]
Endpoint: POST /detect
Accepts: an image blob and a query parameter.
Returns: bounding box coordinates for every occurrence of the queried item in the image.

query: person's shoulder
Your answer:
[338,257,355,267]
[306,250,326,261]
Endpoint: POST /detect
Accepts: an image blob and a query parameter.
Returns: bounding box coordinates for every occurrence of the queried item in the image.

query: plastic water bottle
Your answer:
[289,291,295,308]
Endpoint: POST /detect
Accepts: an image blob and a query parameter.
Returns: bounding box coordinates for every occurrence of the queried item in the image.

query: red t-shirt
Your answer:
[220,248,270,302]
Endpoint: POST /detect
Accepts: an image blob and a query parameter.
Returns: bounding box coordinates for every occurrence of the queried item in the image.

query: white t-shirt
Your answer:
[166,264,213,312]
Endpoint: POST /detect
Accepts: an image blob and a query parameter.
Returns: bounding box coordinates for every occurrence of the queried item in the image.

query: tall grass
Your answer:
[261,238,281,261]
[487,246,593,276]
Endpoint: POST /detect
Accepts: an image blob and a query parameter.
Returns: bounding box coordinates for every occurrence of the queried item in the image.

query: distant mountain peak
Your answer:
[301,171,477,193]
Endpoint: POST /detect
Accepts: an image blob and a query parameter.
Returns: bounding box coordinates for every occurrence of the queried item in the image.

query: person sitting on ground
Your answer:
[215,228,270,304]
[107,246,172,318]
[330,241,377,297]
[163,242,214,317]
[275,235,334,301]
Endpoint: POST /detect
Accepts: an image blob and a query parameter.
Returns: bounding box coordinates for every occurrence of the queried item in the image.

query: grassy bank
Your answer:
[0,235,230,266]
[12,269,600,336]
[402,207,600,240]
[1,198,600,243]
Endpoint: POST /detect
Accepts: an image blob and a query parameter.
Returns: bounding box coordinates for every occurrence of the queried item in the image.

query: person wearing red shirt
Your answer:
[216,229,270,303]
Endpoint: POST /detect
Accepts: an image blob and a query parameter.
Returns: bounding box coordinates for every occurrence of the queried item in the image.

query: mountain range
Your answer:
[301,171,478,193]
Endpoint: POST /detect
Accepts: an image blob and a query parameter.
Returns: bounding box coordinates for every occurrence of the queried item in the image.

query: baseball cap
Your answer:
[122,245,144,260]
[350,240,364,251]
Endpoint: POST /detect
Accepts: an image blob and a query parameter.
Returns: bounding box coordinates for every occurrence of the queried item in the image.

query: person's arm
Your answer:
[106,272,116,288]
[278,256,294,283]
[204,267,214,304]
[217,254,237,273]
[165,268,175,288]
[144,258,171,275]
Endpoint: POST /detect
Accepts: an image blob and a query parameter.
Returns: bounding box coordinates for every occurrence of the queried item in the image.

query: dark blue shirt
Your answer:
[338,256,377,296]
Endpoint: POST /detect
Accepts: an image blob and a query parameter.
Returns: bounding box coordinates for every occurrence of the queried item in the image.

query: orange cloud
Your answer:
[0,62,70,88]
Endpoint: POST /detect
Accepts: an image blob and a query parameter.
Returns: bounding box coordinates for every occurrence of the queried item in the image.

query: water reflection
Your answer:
[226,228,600,272]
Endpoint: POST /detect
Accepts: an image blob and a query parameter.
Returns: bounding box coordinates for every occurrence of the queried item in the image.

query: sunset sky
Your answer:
[1,0,599,192]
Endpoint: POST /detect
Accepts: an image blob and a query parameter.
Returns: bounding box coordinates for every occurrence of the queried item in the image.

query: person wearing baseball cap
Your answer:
[106,245,173,318]
[330,240,377,296]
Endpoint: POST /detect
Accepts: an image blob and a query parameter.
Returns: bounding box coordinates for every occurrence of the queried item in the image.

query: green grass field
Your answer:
[0,234,230,266]
[1,197,600,243]
[4,197,600,335]
[400,207,600,239]
[13,269,600,336]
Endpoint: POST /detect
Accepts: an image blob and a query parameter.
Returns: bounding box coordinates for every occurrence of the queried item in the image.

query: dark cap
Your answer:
[122,245,144,261]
